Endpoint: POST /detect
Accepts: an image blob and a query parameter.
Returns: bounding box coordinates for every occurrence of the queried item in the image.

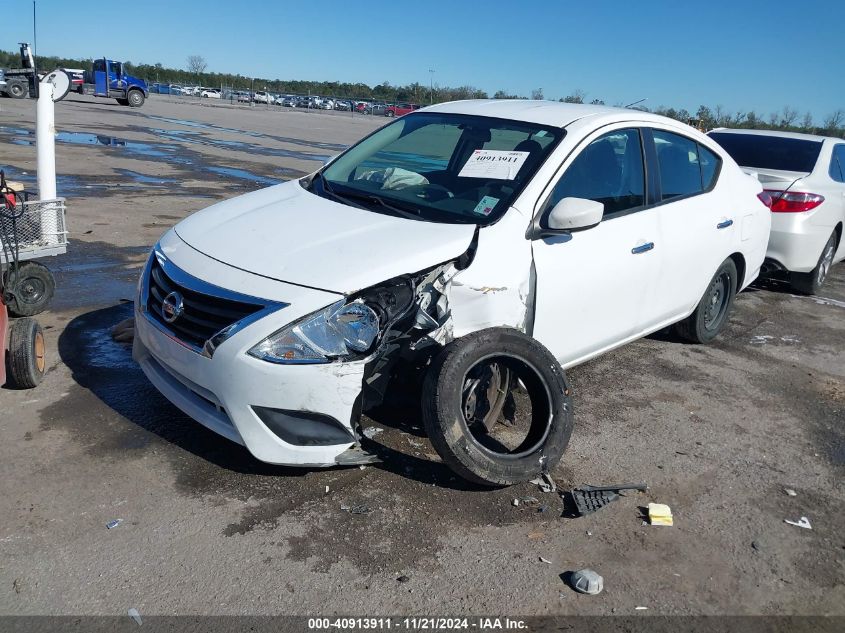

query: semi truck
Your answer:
[1,43,148,107]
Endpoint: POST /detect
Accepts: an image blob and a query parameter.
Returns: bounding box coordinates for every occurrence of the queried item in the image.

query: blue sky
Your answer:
[3,0,843,121]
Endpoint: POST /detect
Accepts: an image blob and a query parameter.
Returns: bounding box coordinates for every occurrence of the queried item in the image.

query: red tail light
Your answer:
[765,190,825,213]
[757,191,773,208]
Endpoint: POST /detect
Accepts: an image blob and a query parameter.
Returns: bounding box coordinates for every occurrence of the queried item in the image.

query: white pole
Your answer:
[36,82,59,245]
[36,82,56,200]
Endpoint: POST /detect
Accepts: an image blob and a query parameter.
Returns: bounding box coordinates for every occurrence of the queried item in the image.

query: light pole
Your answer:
[428,69,435,105]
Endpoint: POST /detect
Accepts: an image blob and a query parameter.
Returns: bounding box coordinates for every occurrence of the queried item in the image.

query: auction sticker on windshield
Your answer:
[473,195,500,216]
[458,150,529,180]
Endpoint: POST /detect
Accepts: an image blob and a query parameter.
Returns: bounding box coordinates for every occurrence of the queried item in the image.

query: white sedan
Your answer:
[134,101,770,485]
[708,129,845,293]
[200,89,221,99]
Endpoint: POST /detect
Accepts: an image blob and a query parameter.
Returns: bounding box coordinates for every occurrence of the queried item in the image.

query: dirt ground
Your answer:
[0,94,843,618]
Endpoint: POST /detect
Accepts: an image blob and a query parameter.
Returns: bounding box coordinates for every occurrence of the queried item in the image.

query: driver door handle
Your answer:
[631,242,654,254]
[717,219,734,229]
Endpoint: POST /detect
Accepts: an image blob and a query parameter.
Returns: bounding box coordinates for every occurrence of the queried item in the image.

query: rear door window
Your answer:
[830,145,845,183]
[653,130,722,201]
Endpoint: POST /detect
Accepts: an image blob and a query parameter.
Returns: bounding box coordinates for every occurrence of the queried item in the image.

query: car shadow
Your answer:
[57,302,482,490]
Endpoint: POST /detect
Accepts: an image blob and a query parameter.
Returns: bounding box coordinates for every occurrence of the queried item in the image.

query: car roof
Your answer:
[709,127,840,144]
[421,99,672,128]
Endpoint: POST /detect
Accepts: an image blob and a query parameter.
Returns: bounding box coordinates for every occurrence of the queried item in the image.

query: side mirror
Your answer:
[528,197,604,240]
[547,197,603,231]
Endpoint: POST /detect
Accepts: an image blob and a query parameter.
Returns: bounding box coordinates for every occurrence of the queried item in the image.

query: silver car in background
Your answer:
[709,129,845,294]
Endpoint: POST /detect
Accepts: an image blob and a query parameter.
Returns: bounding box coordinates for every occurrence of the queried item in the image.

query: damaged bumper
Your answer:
[133,239,369,467]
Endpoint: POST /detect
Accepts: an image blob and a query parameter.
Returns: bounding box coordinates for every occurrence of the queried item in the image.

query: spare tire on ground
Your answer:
[422,327,573,486]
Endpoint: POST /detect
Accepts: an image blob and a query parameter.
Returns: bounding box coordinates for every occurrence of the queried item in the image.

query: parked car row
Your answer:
[132,100,843,489]
[147,83,421,117]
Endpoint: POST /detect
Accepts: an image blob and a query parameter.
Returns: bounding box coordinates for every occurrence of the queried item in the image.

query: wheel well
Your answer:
[729,252,746,288]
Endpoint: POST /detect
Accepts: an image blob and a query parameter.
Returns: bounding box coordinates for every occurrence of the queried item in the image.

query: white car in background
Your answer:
[201,88,221,99]
[709,129,845,294]
[135,101,770,486]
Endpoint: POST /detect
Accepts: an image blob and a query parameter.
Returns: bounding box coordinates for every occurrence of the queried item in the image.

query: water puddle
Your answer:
[206,166,278,186]
[144,115,347,152]
[0,127,283,187]
[147,127,330,162]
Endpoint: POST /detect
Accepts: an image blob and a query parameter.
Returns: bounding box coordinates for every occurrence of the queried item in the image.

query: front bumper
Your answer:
[133,235,368,467]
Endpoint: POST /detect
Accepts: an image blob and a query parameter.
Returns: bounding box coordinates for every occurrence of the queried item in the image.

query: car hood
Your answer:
[174,180,476,294]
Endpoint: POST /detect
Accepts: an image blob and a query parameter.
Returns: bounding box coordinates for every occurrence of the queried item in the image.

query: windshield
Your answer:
[316,112,564,224]
[708,132,822,173]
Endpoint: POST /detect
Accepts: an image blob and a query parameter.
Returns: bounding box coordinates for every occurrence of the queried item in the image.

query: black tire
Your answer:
[386,110,395,117]
[7,79,28,99]
[675,258,738,343]
[5,261,56,317]
[790,231,838,295]
[7,318,46,389]
[421,328,573,486]
[126,90,145,107]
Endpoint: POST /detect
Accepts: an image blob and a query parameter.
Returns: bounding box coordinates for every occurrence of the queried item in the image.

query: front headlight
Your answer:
[248,300,381,364]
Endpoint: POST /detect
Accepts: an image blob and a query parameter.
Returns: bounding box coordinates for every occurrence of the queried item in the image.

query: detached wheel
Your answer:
[790,231,837,295]
[8,318,46,389]
[5,261,56,317]
[126,90,145,107]
[422,328,573,486]
[675,258,737,343]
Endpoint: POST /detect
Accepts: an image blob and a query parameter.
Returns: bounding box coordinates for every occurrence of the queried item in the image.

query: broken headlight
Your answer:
[248,300,380,364]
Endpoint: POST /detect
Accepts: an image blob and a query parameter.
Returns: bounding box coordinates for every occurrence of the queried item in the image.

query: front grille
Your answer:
[147,258,265,349]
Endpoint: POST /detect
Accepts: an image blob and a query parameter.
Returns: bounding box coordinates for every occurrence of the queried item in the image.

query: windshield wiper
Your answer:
[314,172,368,210]
[315,173,425,220]
[335,189,423,221]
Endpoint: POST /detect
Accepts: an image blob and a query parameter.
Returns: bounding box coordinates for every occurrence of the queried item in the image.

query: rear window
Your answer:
[708,132,822,173]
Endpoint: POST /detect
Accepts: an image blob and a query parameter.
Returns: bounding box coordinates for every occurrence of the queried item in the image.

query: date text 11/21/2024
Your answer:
[307,617,528,630]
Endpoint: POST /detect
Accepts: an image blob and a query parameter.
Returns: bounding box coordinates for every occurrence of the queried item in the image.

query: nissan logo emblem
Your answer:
[161,291,184,324]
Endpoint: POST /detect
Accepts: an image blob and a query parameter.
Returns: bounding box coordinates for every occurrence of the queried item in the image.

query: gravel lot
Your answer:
[0,93,843,617]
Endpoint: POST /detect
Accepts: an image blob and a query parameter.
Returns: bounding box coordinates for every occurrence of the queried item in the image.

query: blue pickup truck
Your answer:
[75,58,148,107]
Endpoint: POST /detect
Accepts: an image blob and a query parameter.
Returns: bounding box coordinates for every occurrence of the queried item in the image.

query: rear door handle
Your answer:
[717,219,734,229]
[631,242,654,254]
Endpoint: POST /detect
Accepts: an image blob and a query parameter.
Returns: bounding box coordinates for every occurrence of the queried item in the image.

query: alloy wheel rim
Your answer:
[818,242,835,285]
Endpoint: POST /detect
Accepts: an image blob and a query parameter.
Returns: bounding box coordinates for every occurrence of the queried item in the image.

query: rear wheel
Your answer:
[7,318,46,389]
[422,328,573,486]
[790,231,837,295]
[5,261,56,317]
[126,90,145,107]
[7,79,28,99]
[675,258,738,343]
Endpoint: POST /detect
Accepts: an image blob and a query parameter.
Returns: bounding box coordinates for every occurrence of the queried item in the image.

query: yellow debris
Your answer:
[648,502,673,526]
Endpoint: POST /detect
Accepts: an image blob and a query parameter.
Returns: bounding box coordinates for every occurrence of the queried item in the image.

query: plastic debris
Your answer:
[635,606,648,611]
[539,556,552,564]
[325,486,330,494]
[397,575,409,583]
[568,569,603,595]
[530,473,557,493]
[784,516,812,529]
[106,519,123,529]
[362,427,383,439]
[784,488,797,497]
[647,503,674,526]
[128,608,142,625]
[341,504,371,515]
[512,498,520,507]
[571,483,648,516]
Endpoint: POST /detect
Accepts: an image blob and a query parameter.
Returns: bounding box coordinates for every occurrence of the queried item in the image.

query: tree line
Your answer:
[1,49,841,137]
